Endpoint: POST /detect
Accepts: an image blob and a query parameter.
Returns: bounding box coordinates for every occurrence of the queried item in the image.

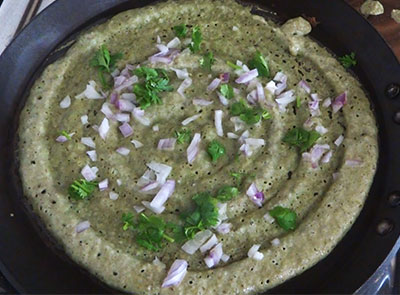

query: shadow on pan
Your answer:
[0,0,399,294]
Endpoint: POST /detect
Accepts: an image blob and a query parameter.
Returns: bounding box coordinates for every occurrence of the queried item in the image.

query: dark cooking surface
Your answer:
[0,0,400,294]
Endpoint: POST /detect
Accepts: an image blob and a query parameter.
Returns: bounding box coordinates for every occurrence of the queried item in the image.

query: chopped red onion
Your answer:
[207,78,221,92]
[187,133,201,164]
[275,90,295,112]
[167,37,181,48]
[171,67,189,80]
[86,150,97,162]
[114,113,130,123]
[204,243,223,268]
[149,180,175,210]
[303,118,315,130]
[298,80,311,94]
[232,25,239,31]
[308,93,321,117]
[216,223,232,235]
[111,68,120,78]
[114,76,138,93]
[227,132,239,139]
[177,77,192,98]
[120,64,134,78]
[345,159,362,167]
[149,48,180,65]
[271,238,280,247]
[133,205,145,213]
[219,73,230,84]
[156,35,161,44]
[110,91,118,104]
[116,179,122,186]
[230,117,245,131]
[321,150,333,163]
[221,254,230,263]
[132,107,151,126]
[121,92,136,102]
[116,147,130,156]
[98,179,108,191]
[315,125,328,135]
[182,230,212,254]
[238,130,250,144]
[98,118,110,140]
[81,137,96,148]
[217,91,229,106]
[182,114,201,126]
[263,212,275,224]
[214,110,224,137]
[193,98,213,106]
[116,99,135,112]
[75,81,104,99]
[101,103,114,120]
[114,76,127,88]
[60,95,71,108]
[303,144,330,168]
[246,89,258,105]
[140,181,159,193]
[245,138,265,146]
[265,80,278,94]
[256,82,266,102]
[81,115,89,125]
[81,164,97,181]
[131,139,144,148]
[332,92,347,113]
[273,72,288,95]
[216,203,228,223]
[247,244,264,260]
[119,122,134,138]
[146,161,172,185]
[142,200,165,213]
[75,221,90,233]
[200,234,218,253]
[156,44,169,54]
[152,125,159,132]
[246,182,264,207]
[322,98,332,108]
[158,138,176,151]
[161,259,188,288]
[109,192,119,200]
[334,135,344,146]
[235,69,259,84]
[56,135,68,143]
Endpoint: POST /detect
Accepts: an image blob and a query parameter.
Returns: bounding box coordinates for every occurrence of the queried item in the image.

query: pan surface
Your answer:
[0,0,400,293]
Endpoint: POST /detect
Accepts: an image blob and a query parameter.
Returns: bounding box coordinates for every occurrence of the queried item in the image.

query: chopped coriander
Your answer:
[220,84,234,99]
[248,51,270,78]
[239,108,262,125]
[230,99,270,125]
[173,24,187,38]
[215,185,239,202]
[122,212,134,231]
[230,99,248,116]
[60,130,71,140]
[133,67,173,109]
[296,96,301,108]
[227,60,242,70]
[207,140,226,162]
[339,52,357,69]
[189,26,202,53]
[89,45,122,89]
[269,206,297,231]
[262,110,271,120]
[68,179,97,200]
[231,171,245,186]
[199,52,215,71]
[174,128,192,144]
[282,127,321,152]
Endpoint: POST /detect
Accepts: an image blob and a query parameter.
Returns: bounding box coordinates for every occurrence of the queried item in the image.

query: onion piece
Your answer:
[146,161,172,185]
[114,113,130,123]
[140,181,159,193]
[227,132,239,139]
[121,92,136,102]
[200,234,218,253]
[247,244,264,260]
[321,150,333,163]
[114,75,138,93]
[322,98,332,108]
[86,150,97,162]
[246,182,264,207]
[207,78,221,92]
[298,80,311,94]
[217,91,229,106]
[204,243,223,268]
[256,82,266,102]
[246,89,258,105]
[235,69,259,84]
[315,125,328,135]
[275,90,295,112]
[98,118,110,140]
[332,92,348,113]
[263,212,275,224]
[119,122,134,138]
[116,99,135,112]
[81,115,89,125]
[221,254,230,262]
[110,91,119,104]
[131,139,144,148]
[334,135,344,147]
[171,67,189,80]
[182,114,201,126]
[308,93,321,117]
[345,159,362,167]
[75,80,104,99]
[75,221,90,233]
[142,200,165,214]
[133,205,145,213]
[81,164,97,181]
[116,147,130,156]
[177,77,192,98]
[158,138,176,151]
[56,135,68,143]
[109,192,119,200]
[81,137,96,148]
[132,107,151,126]
[101,103,114,119]
[214,110,224,137]
[187,133,201,164]
[303,144,330,168]
[98,179,108,191]
[216,223,232,234]
[230,116,245,131]
[152,125,159,132]
[167,37,181,48]
[219,72,230,83]
[60,95,71,108]
[271,238,280,247]
[161,259,188,288]
[193,98,213,106]
[181,230,212,255]
[149,180,175,210]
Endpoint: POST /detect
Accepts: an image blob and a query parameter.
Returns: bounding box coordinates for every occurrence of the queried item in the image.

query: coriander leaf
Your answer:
[240,109,261,125]
[90,45,123,89]
[134,67,158,80]
[60,130,71,140]
[230,100,269,125]
[269,206,297,231]
[199,52,215,71]
[262,110,271,120]
[296,96,301,108]
[189,26,202,53]
[248,51,270,78]
[173,24,188,38]
[122,212,135,231]
[220,84,234,99]
[282,127,321,152]
[215,185,239,202]
[192,192,219,227]
[207,140,226,162]
[227,60,242,70]
[68,179,97,200]
[339,52,357,69]
[174,128,192,144]
[231,171,246,186]
[230,99,248,116]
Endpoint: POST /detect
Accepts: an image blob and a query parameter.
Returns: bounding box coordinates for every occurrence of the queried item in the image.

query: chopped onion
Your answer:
[60,95,71,108]
[217,91,229,106]
[116,179,122,186]
[182,114,201,126]
[303,118,315,130]
[216,223,232,234]
[200,234,218,253]
[214,110,224,137]
[142,200,164,213]
[133,205,145,213]
[315,125,328,135]
[152,125,159,132]
[303,144,330,168]
[181,230,212,254]
[131,139,144,148]
[256,82,265,102]
[271,238,280,247]
[247,244,264,260]
[137,169,156,189]
[147,161,172,185]
[245,138,265,146]
[140,181,159,193]
[275,90,295,112]
[246,89,258,105]
[187,133,201,164]
[246,182,264,207]
[109,192,119,200]
[116,147,130,156]
[161,259,188,288]
[263,212,275,224]
[167,37,181,48]
[227,132,239,139]
[230,116,245,131]
[321,150,333,163]
[308,93,321,117]
[345,159,362,167]
[171,67,189,80]
[114,113,130,123]
[120,64,134,78]
[56,135,68,143]
[238,130,250,144]
[265,80,278,94]
[121,92,136,102]
[75,80,104,99]
[114,75,139,93]
[207,78,221,92]
[193,98,213,106]
[86,150,97,162]
[81,164,97,181]
[235,69,258,84]
[322,98,332,108]
[177,77,193,98]
[116,99,135,112]
[221,254,230,262]
[81,115,89,125]
[81,137,96,148]
[149,180,175,210]
[110,91,119,104]
[132,107,151,126]
[332,92,347,113]
[119,122,134,138]
[273,72,288,95]
[158,138,176,151]
[232,25,239,31]
[219,72,230,83]
[298,80,311,94]
[98,179,108,191]
[98,118,110,140]
[204,243,223,268]
[75,221,90,233]
[334,135,344,146]
[101,103,114,119]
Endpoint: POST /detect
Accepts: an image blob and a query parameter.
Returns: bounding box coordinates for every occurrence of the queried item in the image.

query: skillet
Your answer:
[0,0,400,293]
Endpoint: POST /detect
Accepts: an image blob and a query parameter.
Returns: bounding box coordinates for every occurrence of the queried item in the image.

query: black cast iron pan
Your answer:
[1,0,400,293]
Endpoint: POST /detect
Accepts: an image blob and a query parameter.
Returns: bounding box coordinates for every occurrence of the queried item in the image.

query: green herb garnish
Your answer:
[231,171,246,186]
[207,140,226,162]
[173,24,188,38]
[230,99,270,125]
[248,51,270,78]
[220,84,234,99]
[296,96,301,108]
[215,185,239,202]
[174,128,192,144]
[269,206,297,231]
[339,52,357,69]
[68,179,97,200]
[89,45,122,89]
[122,212,135,231]
[200,52,215,71]
[60,130,71,140]
[227,60,242,70]
[262,110,271,120]
[133,67,173,109]
[189,26,202,53]
[282,127,321,152]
